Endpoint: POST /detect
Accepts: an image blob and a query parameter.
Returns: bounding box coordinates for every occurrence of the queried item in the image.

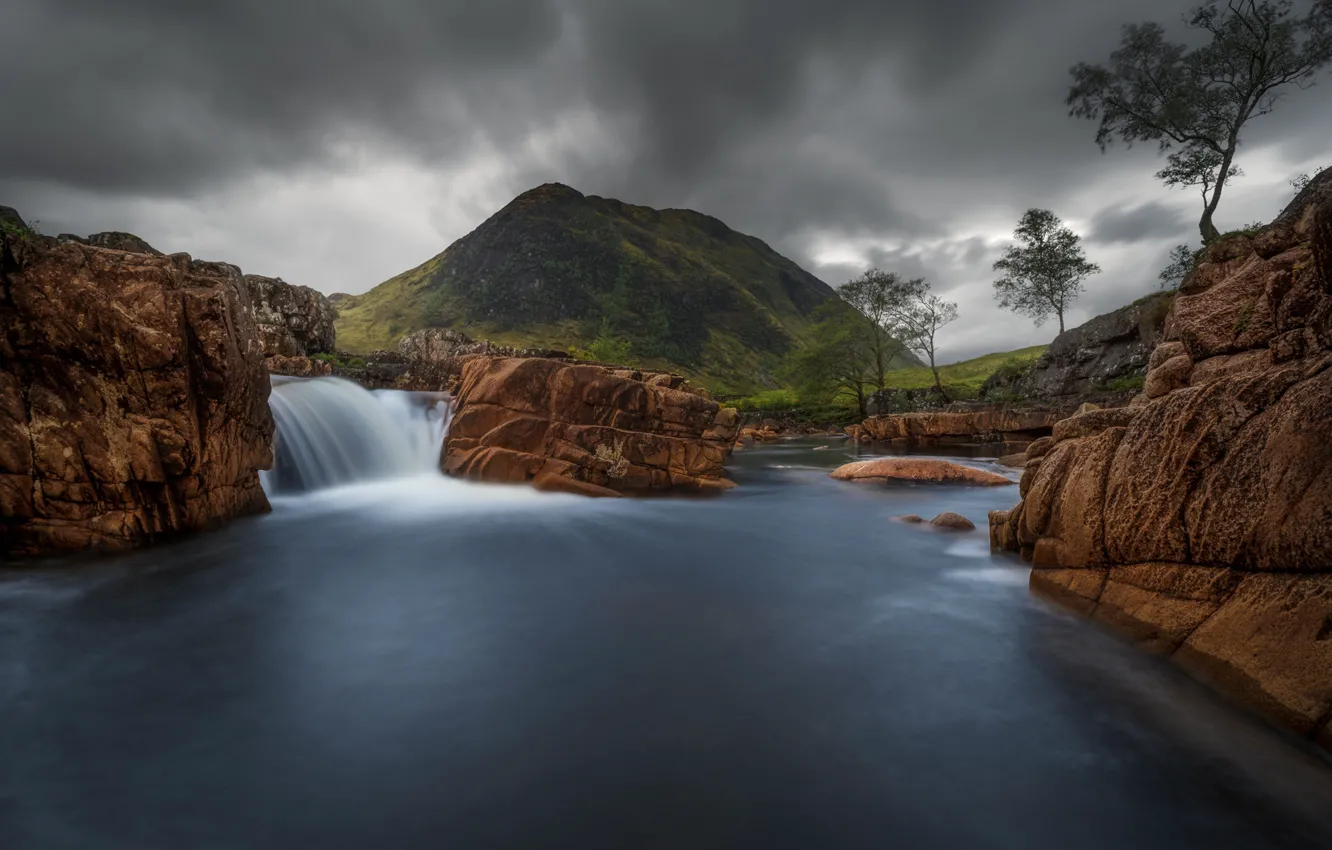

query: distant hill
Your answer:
[334,183,910,393]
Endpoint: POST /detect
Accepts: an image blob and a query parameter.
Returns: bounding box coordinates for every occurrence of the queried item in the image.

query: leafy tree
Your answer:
[838,268,914,391]
[992,209,1101,333]
[1159,243,1206,289]
[783,303,880,417]
[890,281,960,400]
[1291,164,1327,190]
[1068,0,1332,243]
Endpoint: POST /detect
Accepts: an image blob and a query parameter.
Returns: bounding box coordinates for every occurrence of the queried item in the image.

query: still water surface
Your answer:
[3,439,1331,849]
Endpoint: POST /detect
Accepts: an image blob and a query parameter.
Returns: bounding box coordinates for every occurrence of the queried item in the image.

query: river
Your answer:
[3,381,1332,849]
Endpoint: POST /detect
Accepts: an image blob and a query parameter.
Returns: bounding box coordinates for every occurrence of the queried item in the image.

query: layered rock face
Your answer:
[982,292,1173,402]
[443,357,740,497]
[990,170,1332,752]
[860,409,1061,443]
[243,274,336,366]
[1,230,274,557]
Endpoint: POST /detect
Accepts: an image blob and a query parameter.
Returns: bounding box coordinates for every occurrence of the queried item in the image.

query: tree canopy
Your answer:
[992,209,1100,334]
[1067,0,1332,243]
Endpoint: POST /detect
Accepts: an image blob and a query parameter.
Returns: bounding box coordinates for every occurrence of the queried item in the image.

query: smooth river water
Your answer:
[4,437,1332,849]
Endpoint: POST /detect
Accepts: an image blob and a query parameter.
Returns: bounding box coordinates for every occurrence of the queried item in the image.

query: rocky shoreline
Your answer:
[989,170,1332,754]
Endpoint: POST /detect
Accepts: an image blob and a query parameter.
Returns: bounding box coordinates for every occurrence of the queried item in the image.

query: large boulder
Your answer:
[860,409,1061,443]
[243,274,336,361]
[1,230,274,557]
[982,292,1174,401]
[830,457,1014,486]
[990,167,1332,752]
[443,357,740,496]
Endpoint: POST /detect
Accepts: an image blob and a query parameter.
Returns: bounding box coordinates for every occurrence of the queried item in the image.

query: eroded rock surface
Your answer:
[244,274,336,363]
[443,357,740,496]
[989,168,1332,751]
[860,409,1061,443]
[1,229,274,557]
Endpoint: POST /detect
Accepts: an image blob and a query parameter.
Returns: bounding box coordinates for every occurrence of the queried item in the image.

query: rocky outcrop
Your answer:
[0,206,26,230]
[243,275,336,365]
[1,228,274,558]
[443,357,740,496]
[989,168,1332,752]
[394,327,569,392]
[982,292,1173,402]
[860,409,1061,443]
[830,458,1014,486]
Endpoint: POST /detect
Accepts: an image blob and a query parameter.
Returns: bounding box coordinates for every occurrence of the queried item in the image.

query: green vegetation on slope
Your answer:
[335,183,848,394]
[877,345,1048,393]
[725,344,1049,425]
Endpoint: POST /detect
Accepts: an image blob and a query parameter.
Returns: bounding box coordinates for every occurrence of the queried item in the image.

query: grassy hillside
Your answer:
[335,183,852,394]
[878,345,1048,394]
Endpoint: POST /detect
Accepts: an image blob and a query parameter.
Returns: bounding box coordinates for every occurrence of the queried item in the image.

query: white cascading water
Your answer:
[260,376,452,495]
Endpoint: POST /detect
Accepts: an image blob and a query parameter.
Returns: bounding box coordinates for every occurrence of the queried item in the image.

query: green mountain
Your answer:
[334,183,866,393]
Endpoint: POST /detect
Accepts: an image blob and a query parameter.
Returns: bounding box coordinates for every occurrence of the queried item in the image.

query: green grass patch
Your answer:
[878,345,1048,392]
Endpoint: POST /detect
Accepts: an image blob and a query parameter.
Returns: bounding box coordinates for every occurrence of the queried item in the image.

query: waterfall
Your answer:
[261,377,452,495]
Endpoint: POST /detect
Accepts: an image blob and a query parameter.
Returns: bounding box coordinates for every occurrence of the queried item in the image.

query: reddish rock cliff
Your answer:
[990,170,1332,751]
[443,357,740,496]
[1,230,274,557]
[861,409,1062,443]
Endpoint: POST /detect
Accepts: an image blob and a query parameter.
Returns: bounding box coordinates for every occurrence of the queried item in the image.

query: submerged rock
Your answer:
[442,357,741,496]
[990,166,1332,753]
[0,229,274,557]
[930,512,976,531]
[829,458,1014,486]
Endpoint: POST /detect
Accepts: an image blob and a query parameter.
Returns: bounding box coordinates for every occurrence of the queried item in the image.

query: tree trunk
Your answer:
[929,351,948,402]
[1199,147,1236,244]
[1057,310,1065,334]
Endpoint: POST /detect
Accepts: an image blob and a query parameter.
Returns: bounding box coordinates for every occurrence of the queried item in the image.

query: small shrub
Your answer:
[346,357,366,368]
[311,353,343,366]
[1102,374,1145,392]
[0,218,41,243]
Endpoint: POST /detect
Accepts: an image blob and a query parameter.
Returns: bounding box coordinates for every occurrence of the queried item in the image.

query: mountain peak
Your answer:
[510,182,586,206]
[335,186,842,392]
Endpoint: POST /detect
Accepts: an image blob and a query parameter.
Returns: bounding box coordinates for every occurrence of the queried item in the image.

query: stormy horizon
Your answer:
[2,0,1330,361]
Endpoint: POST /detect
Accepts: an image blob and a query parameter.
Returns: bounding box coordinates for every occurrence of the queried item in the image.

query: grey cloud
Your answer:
[3,0,1330,359]
[1088,201,1193,245]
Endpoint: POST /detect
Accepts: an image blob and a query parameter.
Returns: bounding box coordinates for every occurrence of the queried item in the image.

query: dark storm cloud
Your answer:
[3,0,1190,219]
[1088,201,1193,245]
[0,0,569,193]
[4,0,1329,359]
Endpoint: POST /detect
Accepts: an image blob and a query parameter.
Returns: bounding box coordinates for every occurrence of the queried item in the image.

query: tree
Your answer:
[992,209,1101,334]
[783,303,880,417]
[838,268,914,391]
[1068,0,1332,243]
[891,283,960,400]
[1159,243,1206,289]
[1292,164,1327,190]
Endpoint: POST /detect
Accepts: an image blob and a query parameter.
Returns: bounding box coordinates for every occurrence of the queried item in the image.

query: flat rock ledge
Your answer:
[830,458,1014,486]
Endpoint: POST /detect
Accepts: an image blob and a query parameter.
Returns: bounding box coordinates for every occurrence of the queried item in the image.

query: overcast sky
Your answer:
[3,0,1330,362]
